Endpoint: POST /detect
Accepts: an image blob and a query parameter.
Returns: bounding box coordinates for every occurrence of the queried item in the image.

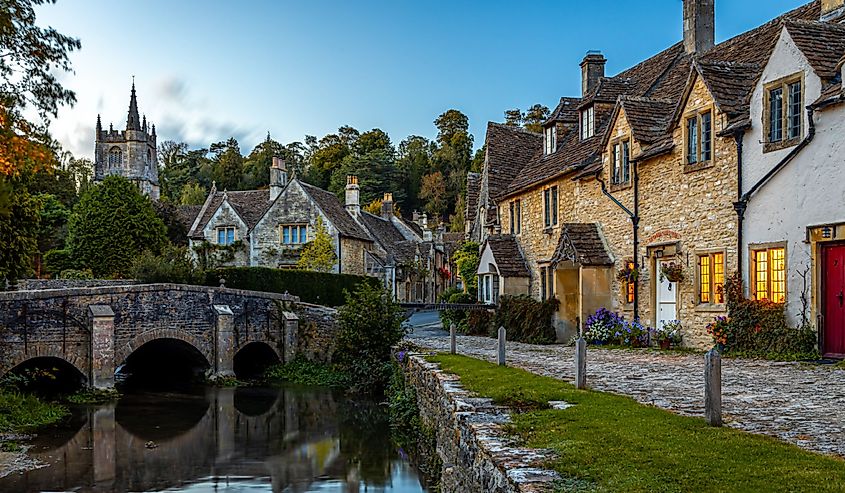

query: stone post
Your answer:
[213,305,235,378]
[575,337,587,389]
[450,323,456,355]
[282,311,299,363]
[88,305,115,389]
[497,326,506,366]
[704,349,722,427]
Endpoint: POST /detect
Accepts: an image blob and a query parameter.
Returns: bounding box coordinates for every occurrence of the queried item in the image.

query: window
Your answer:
[697,252,725,304]
[751,246,786,302]
[509,200,521,235]
[580,106,594,140]
[540,266,554,300]
[108,147,122,167]
[216,226,236,245]
[685,110,712,165]
[281,224,308,245]
[543,186,558,228]
[544,125,556,155]
[765,75,802,149]
[611,140,630,185]
[625,260,635,304]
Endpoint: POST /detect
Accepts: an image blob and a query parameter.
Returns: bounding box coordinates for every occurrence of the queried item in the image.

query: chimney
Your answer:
[580,51,607,96]
[345,175,360,217]
[381,192,394,219]
[683,0,715,55]
[821,0,845,20]
[269,156,287,201]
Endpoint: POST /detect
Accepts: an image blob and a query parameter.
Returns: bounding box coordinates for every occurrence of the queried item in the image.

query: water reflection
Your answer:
[0,386,429,493]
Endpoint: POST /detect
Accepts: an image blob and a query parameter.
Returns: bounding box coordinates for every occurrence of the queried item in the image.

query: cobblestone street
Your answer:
[406,320,845,458]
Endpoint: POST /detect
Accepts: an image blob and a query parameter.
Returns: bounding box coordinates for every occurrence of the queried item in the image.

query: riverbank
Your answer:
[0,391,68,478]
[428,353,845,493]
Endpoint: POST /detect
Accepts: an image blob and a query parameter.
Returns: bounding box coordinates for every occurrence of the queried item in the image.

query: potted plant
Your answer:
[659,261,685,283]
[705,316,730,352]
[655,320,683,349]
[617,264,639,284]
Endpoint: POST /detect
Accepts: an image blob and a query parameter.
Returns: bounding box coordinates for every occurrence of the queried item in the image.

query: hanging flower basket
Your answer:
[616,264,639,283]
[660,262,685,283]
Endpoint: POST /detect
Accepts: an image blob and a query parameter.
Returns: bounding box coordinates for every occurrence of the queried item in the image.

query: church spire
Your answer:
[96,114,102,139]
[126,80,141,131]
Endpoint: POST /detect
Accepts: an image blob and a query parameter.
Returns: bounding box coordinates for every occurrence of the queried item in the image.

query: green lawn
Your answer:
[429,354,845,493]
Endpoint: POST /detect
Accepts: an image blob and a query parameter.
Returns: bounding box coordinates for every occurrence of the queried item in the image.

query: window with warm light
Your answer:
[625,260,635,304]
[751,246,786,302]
[698,252,725,304]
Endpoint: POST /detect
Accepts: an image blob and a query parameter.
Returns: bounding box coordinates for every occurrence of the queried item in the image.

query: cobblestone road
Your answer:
[407,322,845,458]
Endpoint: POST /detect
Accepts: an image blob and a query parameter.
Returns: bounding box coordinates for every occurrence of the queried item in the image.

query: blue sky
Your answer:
[38,0,810,158]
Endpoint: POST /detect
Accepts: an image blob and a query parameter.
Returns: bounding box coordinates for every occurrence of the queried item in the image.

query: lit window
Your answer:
[752,247,786,302]
[544,126,556,155]
[698,252,725,304]
[625,260,635,304]
[281,224,308,245]
[580,106,594,140]
[765,76,803,148]
[611,140,630,185]
[686,111,712,165]
[217,226,236,245]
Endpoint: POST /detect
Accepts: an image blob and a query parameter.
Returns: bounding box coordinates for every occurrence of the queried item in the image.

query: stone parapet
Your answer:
[16,279,141,291]
[404,354,559,493]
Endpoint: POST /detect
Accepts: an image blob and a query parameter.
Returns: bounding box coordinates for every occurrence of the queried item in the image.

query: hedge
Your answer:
[204,267,380,307]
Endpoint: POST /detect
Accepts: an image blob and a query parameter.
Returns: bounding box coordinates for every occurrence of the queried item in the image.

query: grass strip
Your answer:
[0,391,68,434]
[429,354,845,493]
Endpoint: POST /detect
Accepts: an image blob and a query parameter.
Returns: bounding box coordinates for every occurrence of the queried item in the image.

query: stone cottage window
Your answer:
[764,74,802,152]
[281,224,308,245]
[544,125,556,155]
[611,139,630,185]
[624,260,635,304]
[685,110,712,166]
[751,245,786,302]
[108,147,122,168]
[697,251,725,304]
[216,226,236,245]
[543,186,558,229]
[509,200,521,235]
[580,106,595,140]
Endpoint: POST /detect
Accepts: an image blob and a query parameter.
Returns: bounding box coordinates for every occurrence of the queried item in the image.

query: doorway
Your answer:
[655,259,678,329]
[822,243,845,357]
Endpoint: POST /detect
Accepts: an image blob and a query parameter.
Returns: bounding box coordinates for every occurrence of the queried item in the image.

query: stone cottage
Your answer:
[468,0,845,346]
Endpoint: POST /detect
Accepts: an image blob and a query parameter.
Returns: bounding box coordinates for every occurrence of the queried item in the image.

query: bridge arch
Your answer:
[116,330,211,368]
[0,348,88,384]
[233,341,281,380]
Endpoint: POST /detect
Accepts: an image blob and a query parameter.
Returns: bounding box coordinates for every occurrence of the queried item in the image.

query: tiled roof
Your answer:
[485,122,543,201]
[359,211,418,262]
[618,97,676,145]
[812,81,845,108]
[483,235,529,277]
[465,172,481,223]
[300,182,372,241]
[545,97,581,124]
[694,60,760,120]
[784,19,845,79]
[190,190,272,239]
[176,204,202,230]
[551,223,613,266]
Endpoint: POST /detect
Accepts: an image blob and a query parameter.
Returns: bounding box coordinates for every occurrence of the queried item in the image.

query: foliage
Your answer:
[43,247,74,275]
[655,320,684,344]
[453,241,480,294]
[616,263,639,283]
[584,308,650,347]
[58,268,92,280]
[465,309,494,336]
[706,316,730,347]
[431,354,845,493]
[192,239,246,270]
[34,193,69,274]
[386,357,420,441]
[496,295,559,344]
[130,247,203,284]
[152,200,189,245]
[0,184,41,283]
[263,358,349,388]
[334,283,406,394]
[65,175,168,278]
[178,182,206,205]
[204,266,379,306]
[438,287,476,333]
[0,391,68,434]
[64,387,120,404]
[297,216,337,272]
[659,261,685,282]
[419,171,447,219]
[719,273,818,360]
[503,104,550,133]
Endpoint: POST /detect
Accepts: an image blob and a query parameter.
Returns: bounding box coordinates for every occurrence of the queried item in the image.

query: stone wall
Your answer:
[404,354,559,493]
[15,279,141,291]
[295,303,338,363]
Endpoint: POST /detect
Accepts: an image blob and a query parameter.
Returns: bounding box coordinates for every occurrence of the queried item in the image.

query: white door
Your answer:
[656,260,677,328]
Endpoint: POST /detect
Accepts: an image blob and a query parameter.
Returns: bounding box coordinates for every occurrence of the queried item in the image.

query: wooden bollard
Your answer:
[704,348,723,427]
[450,323,457,355]
[497,326,506,366]
[575,337,587,389]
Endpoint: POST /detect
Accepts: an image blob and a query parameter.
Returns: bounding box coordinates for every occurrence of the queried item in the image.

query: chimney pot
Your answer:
[381,193,394,219]
[683,0,715,55]
[345,175,360,217]
[580,51,607,96]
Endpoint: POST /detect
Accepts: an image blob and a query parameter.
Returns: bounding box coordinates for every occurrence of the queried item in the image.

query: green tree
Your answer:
[242,133,284,189]
[504,108,524,126]
[65,176,168,278]
[210,138,243,191]
[179,182,207,205]
[524,104,550,133]
[34,193,69,275]
[0,187,40,282]
[419,171,447,220]
[453,241,480,294]
[297,217,336,272]
[396,135,434,214]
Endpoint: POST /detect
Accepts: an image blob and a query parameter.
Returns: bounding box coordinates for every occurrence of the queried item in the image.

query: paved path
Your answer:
[405,315,845,458]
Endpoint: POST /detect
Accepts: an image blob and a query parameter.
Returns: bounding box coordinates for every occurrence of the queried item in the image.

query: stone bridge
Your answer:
[0,284,319,388]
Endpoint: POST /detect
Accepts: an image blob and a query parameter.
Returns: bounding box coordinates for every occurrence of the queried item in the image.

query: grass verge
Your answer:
[0,391,68,434]
[429,354,845,493]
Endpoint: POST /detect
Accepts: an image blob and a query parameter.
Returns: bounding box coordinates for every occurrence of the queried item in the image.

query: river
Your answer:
[0,385,431,492]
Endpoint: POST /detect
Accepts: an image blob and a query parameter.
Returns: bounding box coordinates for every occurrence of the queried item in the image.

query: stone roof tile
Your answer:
[552,223,613,266]
[299,182,372,242]
[484,235,529,277]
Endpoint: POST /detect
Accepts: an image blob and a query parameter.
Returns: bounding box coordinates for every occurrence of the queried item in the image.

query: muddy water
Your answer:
[0,386,430,492]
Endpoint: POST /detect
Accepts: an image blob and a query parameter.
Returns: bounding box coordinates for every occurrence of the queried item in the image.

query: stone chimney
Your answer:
[269,156,287,201]
[580,51,606,96]
[345,175,360,217]
[683,0,715,55]
[821,0,845,21]
[381,192,394,219]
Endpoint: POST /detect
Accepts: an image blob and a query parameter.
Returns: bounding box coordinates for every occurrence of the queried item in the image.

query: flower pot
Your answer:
[659,339,671,350]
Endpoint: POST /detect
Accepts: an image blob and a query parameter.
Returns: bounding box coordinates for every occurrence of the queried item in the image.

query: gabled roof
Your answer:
[784,19,845,79]
[189,190,272,239]
[484,122,543,201]
[551,223,613,266]
[299,181,372,242]
[694,60,760,119]
[545,97,581,125]
[482,235,529,277]
[465,172,481,223]
[610,96,676,147]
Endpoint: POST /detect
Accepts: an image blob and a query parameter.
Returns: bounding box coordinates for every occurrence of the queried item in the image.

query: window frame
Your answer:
[540,265,554,300]
[684,108,713,168]
[544,125,556,155]
[610,137,631,187]
[696,250,726,306]
[280,223,309,245]
[509,199,521,235]
[624,260,635,305]
[763,73,804,153]
[543,187,558,229]
[216,226,237,246]
[580,106,595,140]
[750,242,788,303]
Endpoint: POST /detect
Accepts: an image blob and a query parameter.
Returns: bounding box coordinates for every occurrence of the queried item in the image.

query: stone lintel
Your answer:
[89,304,115,318]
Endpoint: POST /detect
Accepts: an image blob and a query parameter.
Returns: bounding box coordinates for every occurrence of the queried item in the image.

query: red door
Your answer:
[823,244,845,357]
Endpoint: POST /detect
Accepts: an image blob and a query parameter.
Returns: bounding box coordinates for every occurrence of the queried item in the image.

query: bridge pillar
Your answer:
[282,311,299,363]
[213,305,235,378]
[91,405,116,489]
[88,305,115,389]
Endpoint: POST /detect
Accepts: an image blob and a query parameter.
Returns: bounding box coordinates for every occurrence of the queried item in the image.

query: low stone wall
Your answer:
[15,279,141,291]
[405,354,559,493]
[297,303,338,363]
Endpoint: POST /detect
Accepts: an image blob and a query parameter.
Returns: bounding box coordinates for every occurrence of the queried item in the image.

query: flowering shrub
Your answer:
[654,320,683,344]
[585,308,650,347]
[706,316,730,347]
[659,262,685,282]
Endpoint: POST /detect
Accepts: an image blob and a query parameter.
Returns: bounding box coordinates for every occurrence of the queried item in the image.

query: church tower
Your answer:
[94,82,160,200]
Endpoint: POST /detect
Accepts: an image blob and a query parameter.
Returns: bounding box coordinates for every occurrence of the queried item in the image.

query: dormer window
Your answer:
[611,139,631,185]
[544,126,556,155]
[764,74,803,152]
[580,106,595,139]
[685,110,712,166]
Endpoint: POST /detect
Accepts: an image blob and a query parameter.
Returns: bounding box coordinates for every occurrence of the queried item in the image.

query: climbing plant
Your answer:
[297,217,336,273]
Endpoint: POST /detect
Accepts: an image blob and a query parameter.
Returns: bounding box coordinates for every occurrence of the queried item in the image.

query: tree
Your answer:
[210,138,243,191]
[453,241,480,294]
[65,176,168,278]
[396,135,434,214]
[504,108,524,127]
[34,193,69,275]
[419,171,447,220]
[242,133,284,189]
[179,182,207,205]
[0,186,40,282]
[524,104,550,133]
[297,217,336,273]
